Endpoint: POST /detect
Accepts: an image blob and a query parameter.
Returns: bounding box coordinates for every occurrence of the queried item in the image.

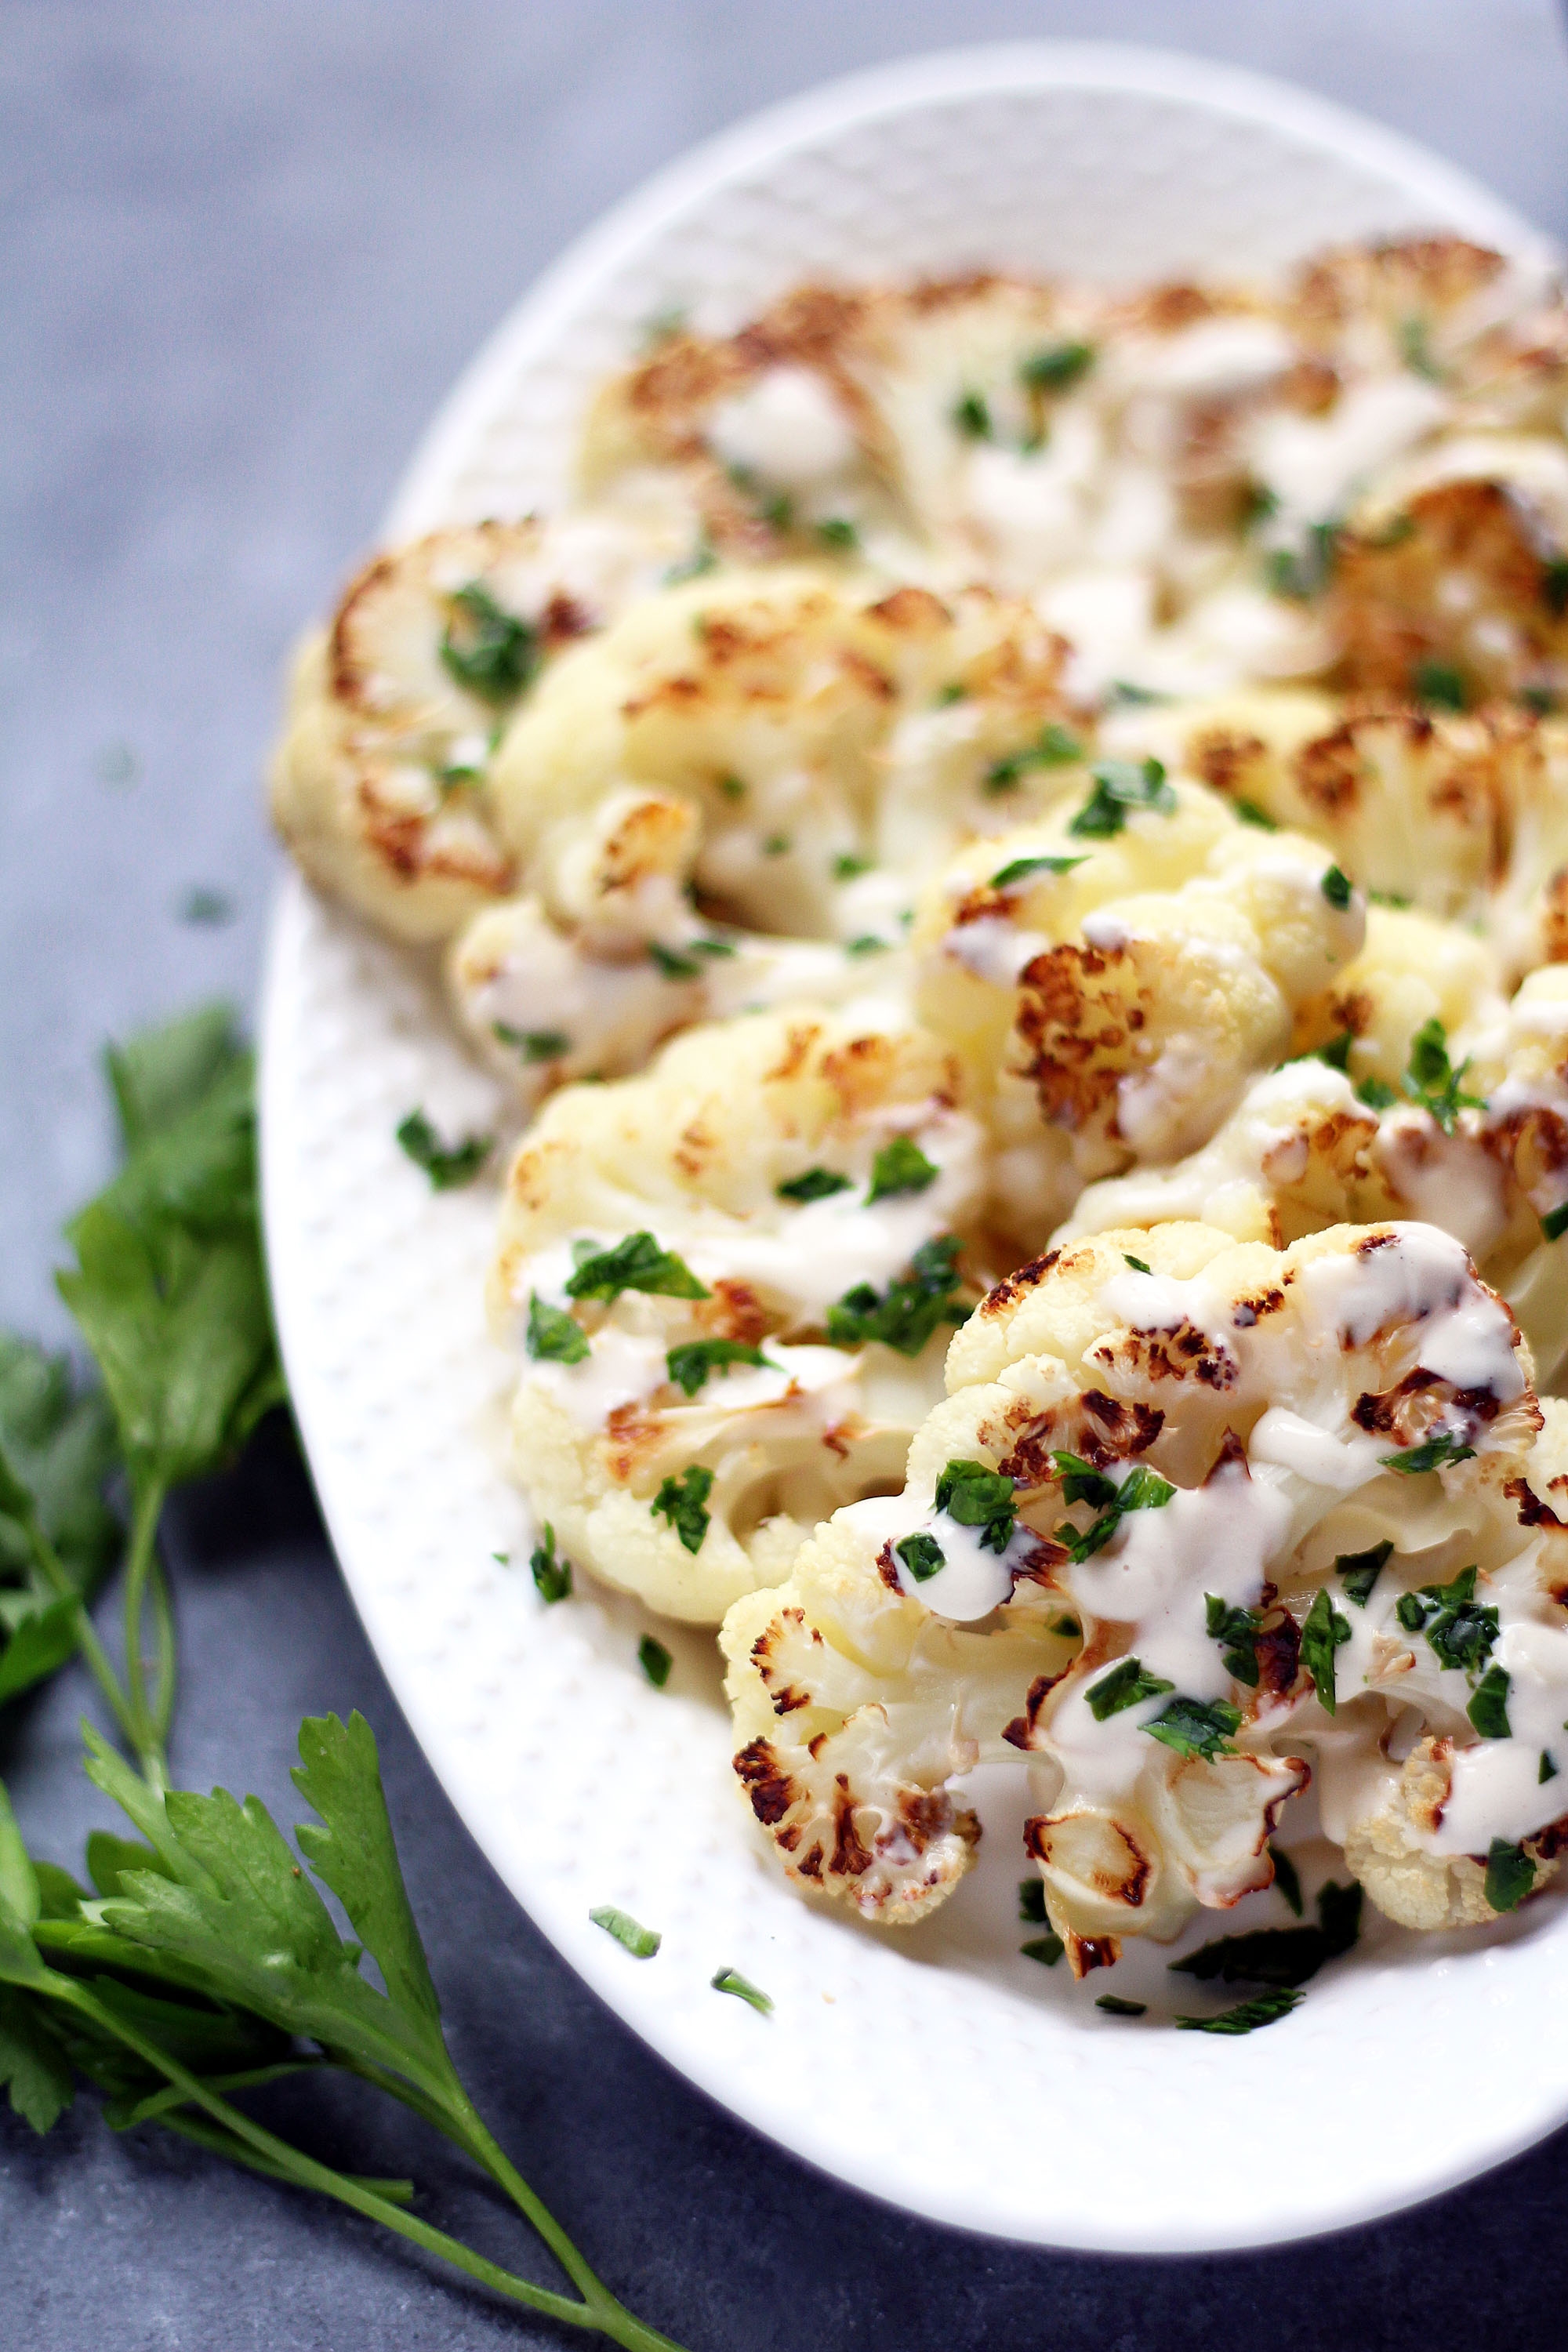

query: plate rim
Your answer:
[263,42,1568,2253]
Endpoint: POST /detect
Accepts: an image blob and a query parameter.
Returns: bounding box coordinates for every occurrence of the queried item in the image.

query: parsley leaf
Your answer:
[439,581,539,705]
[589,1907,660,1958]
[952,390,991,441]
[0,1334,119,1706]
[825,1236,968,1356]
[564,1232,709,1304]
[1320,864,1353,909]
[1175,1987,1303,2034]
[816,517,859,551]
[1049,1450,1119,1511]
[1144,1694,1243,1760]
[1380,1432,1475,1475]
[524,1294,590,1365]
[1021,1934,1065,1966]
[933,1459,1016,1553]
[1337,1539,1392,1606]
[651,1466,713,1554]
[1394,1563,1499,1675]
[1414,659,1467,712]
[1299,1587,1352,1715]
[866,1137,938,1203]
[1173,1881,1362,1988]
[1541,1201,1568,1243]
[664,1339,771,1397]
[989,852,1089,889]
[1467,1662,1512,1740]
[1356,1076,1399,1111]
[1204,1593,1262,1686]
[1066,758,1174,838]
[1269,1844,1304,1917]
[647,942,703,979]
[983,723,1083,794]
[395,1111,492,1190]
[1018,1878,1049,1925]
[1403,1017,1485,1133]
[492,1022,571,1062]
[711,1965,771,2013]
[1020,340,1094,391]
[832,851,872,880]
[1233,798,1277,829]
[1056,1461,1175,1563]
[1485,1838,1535,1913]
[1123,1253,1152,1273]
[776,1167,853,1203]
[637,1635,672,1688]
[895,1531,946,1582]
[1086,1656,1175,1720]
[1094,1994,1146,2016]
[528,1523,572,1604]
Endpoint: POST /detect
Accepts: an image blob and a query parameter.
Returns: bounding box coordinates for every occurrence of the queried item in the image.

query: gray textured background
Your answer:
[5,5,1568,2346]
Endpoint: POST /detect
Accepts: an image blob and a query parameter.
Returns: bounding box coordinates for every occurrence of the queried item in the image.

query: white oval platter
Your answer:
[261,42,1568,2251]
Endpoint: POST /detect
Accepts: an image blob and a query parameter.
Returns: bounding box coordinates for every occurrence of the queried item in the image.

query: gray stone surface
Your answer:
[5,4,1568,2344]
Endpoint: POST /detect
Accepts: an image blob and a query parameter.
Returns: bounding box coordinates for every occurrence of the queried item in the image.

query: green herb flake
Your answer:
[1020,340,1094,392]
[1398,314,1444,383]
[953,390,992,441]
[524,1294,590,1366]
[1320,864,1354,910]
[1144,1694,1243,1761]
[1356,1076,1399,1111]
[1414,659,1468,713]
[711,1965,772,2013]
[394,1110,492,1191]
[1467,1662,1512,1740]
[1067,758,1175,840]
[1123,1254,1152,1274]
[1176,1987,1304,2034]
[982,722,1083,794]
[1337,1539,1392,1606]
[866,1136,939,1203]
[493,1022,571,1062]
[762,833,790,857]
[832,851,873,880]
[1018,1878,1048,1925]
[664,1339,771,1397]
[589,1905,660,1958]
[1269,1845,1304,1918]
[1299,1586,1352,1715]
[178,886,234,926]
[717,772,746,799]
[1541,1202,1568,1243]
[665,538,717,585]
[1233,798,1277,830]
[1086,1655,1175,1721]
[1050,1450,1120,1511]
[989,852,1089,890]
[776,1167,854,1204]
[1057,1461,1175,1563]
[844,935,890,957]
[528,1523,572,1604]
[1541,1750,1559,1784]
[933,1458,1016,1553]
[1316,1029,1356,1073]
[1204,1593,1262,1687]
[825,1235,968,1357]
[1094,1994,1146,2016]
[647,942,703,980]
[1266,522,1338,601]
[440,580,539,705]
[1172,1882,1361,1989]
[564,1232,709,1305]
[1381,1432,1476,1477]
[1542,557,1568,617]
[637,1634,673,1688]
[816,517,859,550]
[1484,1838,1535,1914]
[894,1531,946,1582]
[1022,1934,1065,1966]
[650,1467,713,1555]
[1403,1016,1485,1134]
[1394,1563,1499,1677]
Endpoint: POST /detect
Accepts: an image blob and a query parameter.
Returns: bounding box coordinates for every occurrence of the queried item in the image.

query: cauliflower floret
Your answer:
[269,514,692,942]
[488,1007,990,1622]
[913,773,1363,1250]
[735,1218,1565,1969]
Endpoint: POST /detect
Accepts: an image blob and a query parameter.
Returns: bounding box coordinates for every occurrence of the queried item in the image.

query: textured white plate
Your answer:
[262,45,1568,2250]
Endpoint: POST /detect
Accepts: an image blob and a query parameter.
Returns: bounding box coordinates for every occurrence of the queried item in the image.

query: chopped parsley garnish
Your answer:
[895,1531,946,1582]
[1403,1016,1484,1133]
[760,492,793,533]
[664,538,718,584]
[1367,888,1413,908]
[1022,1934,1065,1966]
[1205,1593,1263,1686]
[1172,1881,1361,1988]
[762,833,790,856]
[564,1231,709,1304]
[1485,1838,1535,1914]
[866,1136,939,1202]
[1123,1254,1151,1274]
[832,851,873,880]
[1467,1662,1512,1740]
[1336,1539,1392,1607]
[1299,1586,1352,1715]
[1381,1432,1476,1476]
[1094,1994,1146,2016]
[1265,522,1337,601]
[439,580,539,704]
[1414,659,1467,712]
[1356,1076,1399,1111]
[1018,1878,1048,1925]
[717,772,746,799]
[647,942,703,980]
[1232,798,1277,830]
[528,1522,572,1602]
[1269,1844,1304,1917]
[844,935,890,956]
[1320,864,1354,909]
[1541,1202,1568,1243]
[982,722,1084,795]
[493,1022,571,1062]
[525,1294,590,1365]
[650,1467,713,1555]
[989,851,1089,890]
[1144,1694,1243,1761]
[1315,1029,1356,1072]
[394,1109,492,1190]
[1393,1563,1498,1675]
[933,1458,1017,1553]
[1020,339,1095,391]
[1050,1450,1120,1511]
[1056,1461,1175,1563]
[825,1235,968,1356]
[1175,1987,1303,2034]
[1543,557,1568,616]
[777,1166,854,1203]
[952,390,992,440]
[664,1339,771,1397]
[1067,757,1174,839]
[936,681,968,705]
[1105,679,1168,707]
[589,1905,660,1958]
[816,517,859,550]
[179,885,234,924]
[1397,314,1443,383]
[1086,1655,1175,1721]
[1542,1751,1559,1784]
[711,1965,772,2013]
[637,1634,673,1686]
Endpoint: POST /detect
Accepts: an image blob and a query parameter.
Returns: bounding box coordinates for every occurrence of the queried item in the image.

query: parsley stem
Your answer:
[9,1480,140,1753]
[121,1478,170,1788]
[154,2110,416,2205]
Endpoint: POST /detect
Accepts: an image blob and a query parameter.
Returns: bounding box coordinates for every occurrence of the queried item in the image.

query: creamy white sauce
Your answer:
[1247,376,1449,529]
[706,365,859,490]
[1298,1223,1523,1409]
[1372,1112,1509,1262]
[943,914,1049,988]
